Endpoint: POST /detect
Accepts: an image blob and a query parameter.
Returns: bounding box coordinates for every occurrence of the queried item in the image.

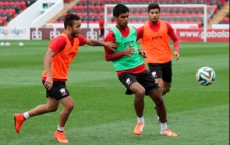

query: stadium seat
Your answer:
[5,9,16,18]
[0,17,6,26]
[61,12,67,18]
[0,9,4,13]
[63,0,72,3]
[221,16,229,23]
[19,1,26,10]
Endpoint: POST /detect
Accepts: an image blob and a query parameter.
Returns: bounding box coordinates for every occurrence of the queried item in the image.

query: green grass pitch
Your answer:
[0,40,229,145]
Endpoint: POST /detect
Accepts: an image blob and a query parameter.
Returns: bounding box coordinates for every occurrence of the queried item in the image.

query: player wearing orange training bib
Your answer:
[14,14,117,144]
[137,3,180,96]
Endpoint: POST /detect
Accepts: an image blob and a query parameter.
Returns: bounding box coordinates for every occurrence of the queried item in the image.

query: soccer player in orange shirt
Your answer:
[137,3,180,121]
[13,14,117,143]
[137,3,180,97]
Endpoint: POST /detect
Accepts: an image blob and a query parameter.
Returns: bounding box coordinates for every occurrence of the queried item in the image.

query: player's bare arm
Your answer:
[43,49,55,90]
[167,22,180,61]
[86,39,117,51]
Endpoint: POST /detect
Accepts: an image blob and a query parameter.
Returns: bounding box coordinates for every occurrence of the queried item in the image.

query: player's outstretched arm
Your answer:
[86,39,117,51]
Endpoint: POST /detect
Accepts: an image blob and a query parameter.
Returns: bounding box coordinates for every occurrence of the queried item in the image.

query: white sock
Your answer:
[23,112,30,120]
[57,125,64,132]
[160,123,167,131]
[137,117,144,123]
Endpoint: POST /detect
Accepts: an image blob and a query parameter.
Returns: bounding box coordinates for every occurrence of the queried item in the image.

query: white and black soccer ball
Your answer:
[0,42,5,46]
[196,66,215,86]
[5,42,10,46]
[19,42,24,47]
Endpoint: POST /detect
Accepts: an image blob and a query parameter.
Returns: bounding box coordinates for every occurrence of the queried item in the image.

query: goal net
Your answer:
[104,4,208,42]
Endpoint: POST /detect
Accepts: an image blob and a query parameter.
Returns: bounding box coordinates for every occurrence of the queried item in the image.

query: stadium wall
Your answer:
[175,28,229,42]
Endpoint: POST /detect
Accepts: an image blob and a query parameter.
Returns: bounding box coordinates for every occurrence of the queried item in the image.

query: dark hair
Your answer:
[113,4,129,17]
[148,3,160,12]
[64,13,80,29]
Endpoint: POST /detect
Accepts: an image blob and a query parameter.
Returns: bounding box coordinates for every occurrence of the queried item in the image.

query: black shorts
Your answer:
[42,81,70,100]
[148,61,172,83]
[118,70,159,95]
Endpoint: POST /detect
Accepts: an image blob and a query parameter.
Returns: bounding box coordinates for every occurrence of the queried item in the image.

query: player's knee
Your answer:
[135,89,145,101]
[155,95,163,104]
[66,102,74,112]
[135,88,145,98]
[47,106,58,112]
[151,90,163,104]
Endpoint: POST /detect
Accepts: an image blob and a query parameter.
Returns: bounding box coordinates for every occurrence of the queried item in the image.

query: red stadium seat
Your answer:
[3,2,10,7]
[15,1,20,7]
[9,2,15,7]
[0,9,4,13]
[222,17,229,23]
[20,1,26,10]
[71,5,78,10]
[0,17,6,25]
[10,9,16,18]
[61,12,67,18]
[63,0,72,3]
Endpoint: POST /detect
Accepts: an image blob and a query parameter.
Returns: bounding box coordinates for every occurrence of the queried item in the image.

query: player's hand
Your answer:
[104,41,118,51]
[124,45,136,57]
[138,49,147,58]
[44,77,53,90]
[174,51,180,61]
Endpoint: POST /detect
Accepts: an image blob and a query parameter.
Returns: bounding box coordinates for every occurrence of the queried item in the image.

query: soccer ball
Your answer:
[19,42,24,46]
[196,66,215,86]
[0,42,5,46]
[5,42,10,46]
